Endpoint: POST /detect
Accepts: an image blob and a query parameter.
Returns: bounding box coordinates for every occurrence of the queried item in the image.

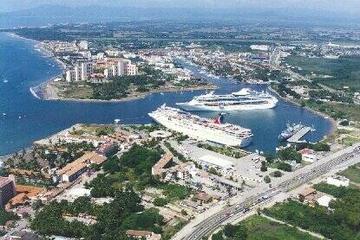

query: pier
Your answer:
[287,126,312,143]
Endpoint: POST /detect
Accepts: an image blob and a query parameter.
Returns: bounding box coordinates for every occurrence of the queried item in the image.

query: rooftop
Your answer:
[198,155,233,169]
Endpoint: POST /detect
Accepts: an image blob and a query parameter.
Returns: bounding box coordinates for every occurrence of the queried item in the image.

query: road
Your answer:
[174,143,360,240]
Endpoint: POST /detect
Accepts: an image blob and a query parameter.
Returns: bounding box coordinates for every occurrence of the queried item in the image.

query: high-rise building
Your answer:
[80,62,93,81]
[126,63,138,76]
[74,66,80,82]
[78,40,89,50]
[0,177,16,207]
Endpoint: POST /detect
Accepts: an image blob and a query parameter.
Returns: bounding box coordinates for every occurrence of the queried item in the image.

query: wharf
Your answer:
[287,127,312,143]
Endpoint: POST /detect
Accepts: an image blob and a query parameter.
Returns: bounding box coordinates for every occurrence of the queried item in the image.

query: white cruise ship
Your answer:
[148,105,253,147]
[176,88,278,112]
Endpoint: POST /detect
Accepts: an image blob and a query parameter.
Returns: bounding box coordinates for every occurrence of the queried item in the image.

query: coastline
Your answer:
[9,32,216,104]
[268,85,337,138]
[32,81,217,103]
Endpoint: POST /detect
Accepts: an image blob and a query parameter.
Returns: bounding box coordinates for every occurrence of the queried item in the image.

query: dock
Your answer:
[287,126,312,143]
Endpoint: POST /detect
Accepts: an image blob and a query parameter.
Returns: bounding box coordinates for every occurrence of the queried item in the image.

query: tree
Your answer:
[234,224,248,240]
[212,231,224,240]
[153,197,169,207]
[277,147,301,163]
[273,171,282,178]
[264,175,271,183]
[260,161,268,172]
[224,224,237,237]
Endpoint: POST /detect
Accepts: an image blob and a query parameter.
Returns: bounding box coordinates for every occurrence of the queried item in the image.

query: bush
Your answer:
[153,197,169,207]
[264,176,271,183]
[273,171,282,178]
[277,162,292,172]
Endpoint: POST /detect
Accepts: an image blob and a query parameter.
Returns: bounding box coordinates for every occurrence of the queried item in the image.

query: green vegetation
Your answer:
[287,55,360,91]
[0,208,18,225]
[88,145,162,196]
[161,183,191,201]
[339,164,360,184]
[277,147,302,163]
[212,215,318,240]
[94,126,115,136]
[197,143,247,159]
[297,142,331,152]
[274,162,292,172]
[31,191,165,239]
[264,175,271,183]
[91,73,165,100]
[313,182,357,198]
[263,191,360,240]
[260,161,267,172]
[153,197,169,206]
[272,171,283,178]
[164,142,187,162]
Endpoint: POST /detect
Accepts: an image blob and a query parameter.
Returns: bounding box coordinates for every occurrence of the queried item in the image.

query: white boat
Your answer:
[148,105,253,147]
[176,88,278,112]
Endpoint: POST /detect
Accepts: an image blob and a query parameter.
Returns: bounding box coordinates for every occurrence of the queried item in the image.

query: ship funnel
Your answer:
[214,113,225,124]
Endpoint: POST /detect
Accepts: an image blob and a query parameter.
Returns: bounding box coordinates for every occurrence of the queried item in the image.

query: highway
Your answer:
[178,143,360,240]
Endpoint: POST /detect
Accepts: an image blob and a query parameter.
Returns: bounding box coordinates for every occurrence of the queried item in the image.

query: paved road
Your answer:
[175,143,360,240]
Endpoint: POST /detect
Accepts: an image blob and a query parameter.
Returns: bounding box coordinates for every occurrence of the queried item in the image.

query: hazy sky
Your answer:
[2,0,360,14]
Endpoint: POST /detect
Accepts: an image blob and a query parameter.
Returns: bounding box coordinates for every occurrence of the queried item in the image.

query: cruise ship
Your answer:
[148,105,253,147]
[176,88,278,112]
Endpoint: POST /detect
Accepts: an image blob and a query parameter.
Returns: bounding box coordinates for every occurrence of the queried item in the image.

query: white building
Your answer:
[198,155,234,173]
[299,148,318,163]
[78,40,89,50]
[326,176,350,187]
[126,63,138,76]
[103,59,138,79]
[65,62,93,82]
[317,195,335,208]
[80,62,93,81]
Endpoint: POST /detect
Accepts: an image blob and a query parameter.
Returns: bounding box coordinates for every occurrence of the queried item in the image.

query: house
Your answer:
[194,192,212,204]
[298,148,318,163]
[0,176,16,207]
[125,230,161,240]
[326,176,350,187]
[59,152,106,182]
[298,187,317,203]
[316,195,335,208]
[151,153,173,178]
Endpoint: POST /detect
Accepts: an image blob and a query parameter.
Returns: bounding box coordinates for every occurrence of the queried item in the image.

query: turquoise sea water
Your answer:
[0,33,333,155]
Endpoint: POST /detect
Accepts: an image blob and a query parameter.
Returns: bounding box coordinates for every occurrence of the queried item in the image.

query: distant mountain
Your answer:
[1,5,359,29]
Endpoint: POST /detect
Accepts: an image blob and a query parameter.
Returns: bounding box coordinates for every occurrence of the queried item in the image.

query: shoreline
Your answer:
[32,82,217,103]
[268,86,337,138]
[9,32,216,104]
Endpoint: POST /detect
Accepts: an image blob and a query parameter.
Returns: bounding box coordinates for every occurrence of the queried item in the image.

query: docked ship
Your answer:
[148,105,253,147]
[278,123,305,141]
[176,88,278,112]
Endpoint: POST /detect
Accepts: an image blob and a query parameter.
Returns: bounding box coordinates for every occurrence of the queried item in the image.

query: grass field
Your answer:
[286,55,360,91]
[242,215,319,240]
[339,163,360,184]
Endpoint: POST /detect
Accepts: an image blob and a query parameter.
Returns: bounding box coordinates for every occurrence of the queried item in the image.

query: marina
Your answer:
[287,126,313,143]
[0,32,333,155]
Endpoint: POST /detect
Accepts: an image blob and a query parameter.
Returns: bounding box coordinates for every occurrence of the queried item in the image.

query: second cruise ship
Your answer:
[148,105,253,147]
[176,88,278,112]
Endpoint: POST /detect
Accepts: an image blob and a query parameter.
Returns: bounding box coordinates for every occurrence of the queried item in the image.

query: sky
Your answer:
[1,0,360,15]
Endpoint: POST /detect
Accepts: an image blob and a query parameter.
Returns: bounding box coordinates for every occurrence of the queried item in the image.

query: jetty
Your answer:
[287,126,312,143]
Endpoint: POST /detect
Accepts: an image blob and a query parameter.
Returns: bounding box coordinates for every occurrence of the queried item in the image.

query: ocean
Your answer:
[0,32,333,155]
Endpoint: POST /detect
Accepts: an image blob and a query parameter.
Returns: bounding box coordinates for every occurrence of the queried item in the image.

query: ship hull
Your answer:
[149,113,252,148]
[176,101,277,112]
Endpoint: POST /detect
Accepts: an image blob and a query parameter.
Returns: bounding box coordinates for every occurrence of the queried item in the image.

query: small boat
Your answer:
[3,79,8,83]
